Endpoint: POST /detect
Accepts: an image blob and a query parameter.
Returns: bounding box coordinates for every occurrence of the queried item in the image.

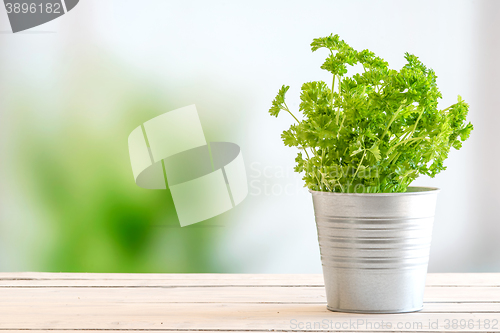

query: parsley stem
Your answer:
[353,150,366,179]
[387,136,426,154]
[331,74,336,104]
[337,113,346,140]
[320,170,332,191]
[409,109,424,138]
[302,147,310,159]
[381,102,405,140]
[441,105,452,113]
[282,103,315,159]
[336,75,342,125]
[330,51,336,103]
[337,180,344,193]
[283,103,301,124]
[312,167,322,191]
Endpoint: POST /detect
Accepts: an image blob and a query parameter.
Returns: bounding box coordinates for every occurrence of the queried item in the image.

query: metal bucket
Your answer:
[310,187,439,313]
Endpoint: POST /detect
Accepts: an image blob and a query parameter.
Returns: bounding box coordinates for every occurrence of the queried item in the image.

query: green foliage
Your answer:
[15,100,223,273]
[269,34,473,193]
[9,77,225,273]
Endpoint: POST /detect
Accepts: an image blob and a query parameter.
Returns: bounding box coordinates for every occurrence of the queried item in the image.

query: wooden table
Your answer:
[0,273,499,332]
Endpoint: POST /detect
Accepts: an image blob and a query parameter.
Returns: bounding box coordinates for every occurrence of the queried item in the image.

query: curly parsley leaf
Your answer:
[269,34,473,193]
[269,85,290,117]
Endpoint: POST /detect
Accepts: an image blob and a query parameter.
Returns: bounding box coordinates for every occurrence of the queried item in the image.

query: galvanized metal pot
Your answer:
[310,187,439,313]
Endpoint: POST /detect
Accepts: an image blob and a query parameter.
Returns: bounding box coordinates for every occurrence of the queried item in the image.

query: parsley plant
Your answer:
[269,34,473,193]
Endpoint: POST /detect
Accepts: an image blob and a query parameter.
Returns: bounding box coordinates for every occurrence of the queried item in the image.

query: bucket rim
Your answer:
[309,186,440,196]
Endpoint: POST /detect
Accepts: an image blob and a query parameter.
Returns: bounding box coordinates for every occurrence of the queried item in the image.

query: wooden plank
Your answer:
[0,273,498,287]
[0,277,324,287]
[0,286,498,303]
[0,279,324,287]
[0,272,324,282]
[24,330,492,333]
[0,273,325,287]
[24,330,344,333]
[0,302,499,331]
[425,273,500,287]
[1,301,499,313]
[0,328,474,333]
[0,273,498,332]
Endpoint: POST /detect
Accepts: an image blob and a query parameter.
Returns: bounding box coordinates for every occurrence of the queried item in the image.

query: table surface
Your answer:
[0,273,499,332]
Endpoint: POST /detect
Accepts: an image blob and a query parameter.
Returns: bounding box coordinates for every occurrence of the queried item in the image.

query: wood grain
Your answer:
[0,273,498,332]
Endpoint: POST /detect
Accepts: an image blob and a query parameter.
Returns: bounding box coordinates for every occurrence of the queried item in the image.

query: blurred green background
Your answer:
[1,49,227,273]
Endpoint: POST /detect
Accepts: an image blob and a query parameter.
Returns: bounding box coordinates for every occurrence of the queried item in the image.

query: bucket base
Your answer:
[326,305,424,314]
